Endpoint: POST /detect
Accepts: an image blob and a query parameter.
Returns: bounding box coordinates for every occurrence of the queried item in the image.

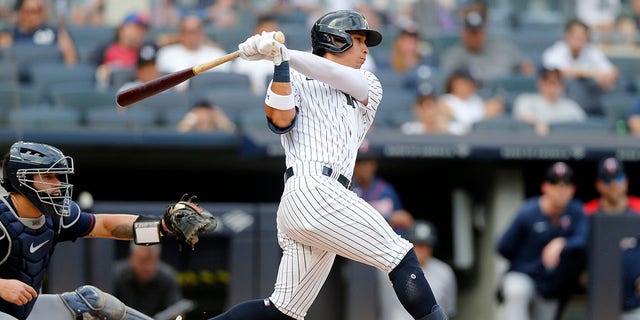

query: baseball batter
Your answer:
[209,10,446,320]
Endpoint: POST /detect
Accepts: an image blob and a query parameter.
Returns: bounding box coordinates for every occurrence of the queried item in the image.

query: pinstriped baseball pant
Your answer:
[269,172,413,320]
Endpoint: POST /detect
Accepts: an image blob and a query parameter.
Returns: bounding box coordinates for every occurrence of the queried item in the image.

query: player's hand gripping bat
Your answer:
[116,31,285,107]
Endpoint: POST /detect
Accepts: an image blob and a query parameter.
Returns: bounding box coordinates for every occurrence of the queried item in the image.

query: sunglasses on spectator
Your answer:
[602,174,626,184]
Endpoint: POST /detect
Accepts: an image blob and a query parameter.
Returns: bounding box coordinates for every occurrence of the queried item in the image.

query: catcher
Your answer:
[0,141,217,320]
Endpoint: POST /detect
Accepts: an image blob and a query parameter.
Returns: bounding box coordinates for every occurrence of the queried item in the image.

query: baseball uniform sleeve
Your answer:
[57,201,96,242]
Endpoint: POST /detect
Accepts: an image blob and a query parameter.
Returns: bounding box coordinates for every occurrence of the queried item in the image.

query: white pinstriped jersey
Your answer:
[268,66,412,320]
[281,68,383,179]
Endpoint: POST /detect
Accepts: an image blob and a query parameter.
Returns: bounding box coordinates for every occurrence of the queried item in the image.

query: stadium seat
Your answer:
[490,75,537,96]
[128,91,190,125]
[188,72,251,93]
[50,88,116,124]
[549,117,614,134]
[85,107,159,129]
[0,85,44,125]
[601,92,636,123]
[189,88,263,116]
[29,63,97,96]
[472,116,535,133]
[379,87,417,113]
[8,104,82,129]
[609,57,640,93]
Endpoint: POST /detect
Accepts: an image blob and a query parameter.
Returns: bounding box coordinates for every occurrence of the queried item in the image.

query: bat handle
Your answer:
[193,51,241,75]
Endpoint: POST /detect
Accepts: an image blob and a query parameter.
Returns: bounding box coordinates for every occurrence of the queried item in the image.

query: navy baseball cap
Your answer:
[137,43,157,66]
[597,157,626,183]
[123,12,149,28]
[544,162,573,184]
[406,220,438,246]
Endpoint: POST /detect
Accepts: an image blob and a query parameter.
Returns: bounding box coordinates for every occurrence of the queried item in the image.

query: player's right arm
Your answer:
[0,278,37,305]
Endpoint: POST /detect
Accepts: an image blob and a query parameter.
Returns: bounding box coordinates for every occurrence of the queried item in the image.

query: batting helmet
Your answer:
[1,141,74,216]
[311,10,382,56]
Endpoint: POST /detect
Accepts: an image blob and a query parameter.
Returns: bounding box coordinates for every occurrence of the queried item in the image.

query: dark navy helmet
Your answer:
[1,141,74,216]
[311,10,382,56]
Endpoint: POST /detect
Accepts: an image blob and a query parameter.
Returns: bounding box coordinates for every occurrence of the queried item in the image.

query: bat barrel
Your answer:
[116,68,195,107]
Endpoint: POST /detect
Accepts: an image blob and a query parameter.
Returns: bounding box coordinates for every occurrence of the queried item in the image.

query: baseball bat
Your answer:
[116,31,285,107]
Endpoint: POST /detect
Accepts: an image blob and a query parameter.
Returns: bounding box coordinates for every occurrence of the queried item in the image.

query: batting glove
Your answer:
[257,31,290,66]
[238,34,268,61]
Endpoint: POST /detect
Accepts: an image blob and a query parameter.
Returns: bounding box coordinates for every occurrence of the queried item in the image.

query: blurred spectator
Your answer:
[113,242,183,318]
[206,0,239,29]
[628,97,640,136]
[440,2,534,87]
[439,68,504,135]
[149,0,181,29]
[497,162,587,320]
[378,220,457,319]
[633,0,640,30]
[583,157,640,320]
[177,99,236,133]
[352,141,413,235]
[69,0,104,26]
[97,11,149,84]
[598,16,640,58]
[575,0,621,33]
[117,43,161,93]
[411,0,457,36]
[385,27,438,90]
[156,14,230,92]
[584,157,640,216]
[0,0,77,66]
[513,67,586,136]
[401,88,449,135]
[233,15,279,95]
[542,18,618,116]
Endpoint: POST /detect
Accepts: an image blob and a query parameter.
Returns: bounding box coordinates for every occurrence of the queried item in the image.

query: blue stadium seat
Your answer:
[8,104,81,128]
[189,87,263,116]
[379,87,417,113]
[29,63,97,95]
[472,116,535,133]
[601,92,636,123]
[128,91,190,125]
[549,117,614,134]
[85,107,159,129]
[188,72,251,93]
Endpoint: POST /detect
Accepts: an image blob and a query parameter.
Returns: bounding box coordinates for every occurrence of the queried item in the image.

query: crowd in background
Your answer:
[1,0,640,136]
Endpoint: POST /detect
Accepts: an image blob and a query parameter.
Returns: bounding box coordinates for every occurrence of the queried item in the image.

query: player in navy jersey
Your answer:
[0,141,182,320]
[208,10,447,320]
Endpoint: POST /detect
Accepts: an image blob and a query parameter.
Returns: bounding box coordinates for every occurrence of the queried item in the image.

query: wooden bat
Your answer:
[116,31,285,107]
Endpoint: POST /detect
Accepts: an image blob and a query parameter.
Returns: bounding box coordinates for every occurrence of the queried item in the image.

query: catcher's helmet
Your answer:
[1,141,74,216]
[311,10,382,56]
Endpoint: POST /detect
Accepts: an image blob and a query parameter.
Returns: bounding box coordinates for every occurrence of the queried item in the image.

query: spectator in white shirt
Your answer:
[513,67,586,136]
[156,14,230,92]
[542,19,618,116]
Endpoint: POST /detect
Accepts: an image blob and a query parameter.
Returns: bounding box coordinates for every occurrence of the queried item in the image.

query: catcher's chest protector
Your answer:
[0,197,57,319]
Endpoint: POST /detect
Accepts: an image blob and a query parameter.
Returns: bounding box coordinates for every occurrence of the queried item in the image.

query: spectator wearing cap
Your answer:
[497,162,588,320]
[401,88,449,135]
[0,0,77,66]
[101,12,149,70]
[156,14,230,92]
[117,43,161,93]
[439,2,534,87]
[377,220,457,319]
[513,67,586,136]
[439,67,504,135]
[542,18,618,116]
[585,157,640,216]
[177,99,236,133]
[583,157,640,319]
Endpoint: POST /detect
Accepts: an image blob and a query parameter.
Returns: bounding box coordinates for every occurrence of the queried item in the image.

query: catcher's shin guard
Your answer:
[60,285,153,320]
[416,305,448,320]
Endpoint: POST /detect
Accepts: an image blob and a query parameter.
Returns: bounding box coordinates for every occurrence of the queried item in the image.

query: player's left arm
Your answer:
[87,214,160,240]
[288,50,370,104]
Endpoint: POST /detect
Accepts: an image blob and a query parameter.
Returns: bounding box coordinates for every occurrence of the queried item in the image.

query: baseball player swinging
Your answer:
[209,10,447,320]
[0,141,216,320]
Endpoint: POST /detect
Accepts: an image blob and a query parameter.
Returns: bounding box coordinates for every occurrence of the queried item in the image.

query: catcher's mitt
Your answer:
[163,195,217,249]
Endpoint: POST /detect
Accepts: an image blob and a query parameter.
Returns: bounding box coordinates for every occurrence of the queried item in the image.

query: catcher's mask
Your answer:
[311,10,382,56]
[1,141,74,217]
